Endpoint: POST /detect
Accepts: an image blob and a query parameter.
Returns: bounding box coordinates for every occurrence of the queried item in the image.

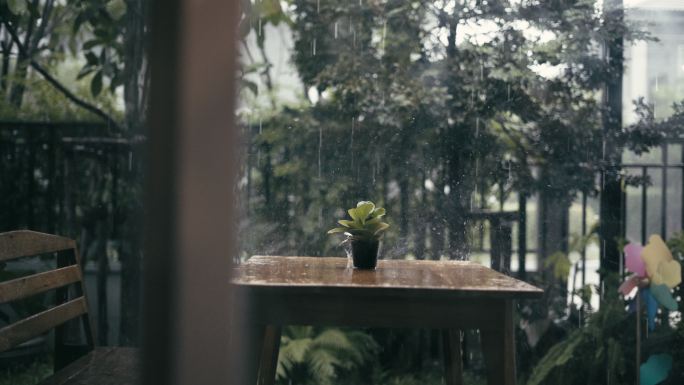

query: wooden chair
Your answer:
[0,230,138,385]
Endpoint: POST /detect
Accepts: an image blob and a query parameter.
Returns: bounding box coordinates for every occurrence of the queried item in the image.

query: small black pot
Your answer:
[350,238,380,269]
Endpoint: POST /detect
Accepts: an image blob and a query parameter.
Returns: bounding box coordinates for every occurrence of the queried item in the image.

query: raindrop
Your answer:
[475,117,480,137]
[317,0,320,13]
[381,21,387,52]
[655,76,659,92]
[318,127,322,178]
[351,117,355,167]
[334,22,338,39]
[507,84,511,101]
[259,118,263,134]
[312,38,317,56]
[480,61,484,80]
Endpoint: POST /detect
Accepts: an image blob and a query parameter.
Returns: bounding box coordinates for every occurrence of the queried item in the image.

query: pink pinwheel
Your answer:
[618,275,641,297]
[624,243,646,277]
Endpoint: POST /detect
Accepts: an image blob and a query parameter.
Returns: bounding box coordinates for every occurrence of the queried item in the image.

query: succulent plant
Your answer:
[327,201,389,241]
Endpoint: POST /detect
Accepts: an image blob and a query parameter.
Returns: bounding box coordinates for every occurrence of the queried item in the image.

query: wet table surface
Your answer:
[232,255,543,299]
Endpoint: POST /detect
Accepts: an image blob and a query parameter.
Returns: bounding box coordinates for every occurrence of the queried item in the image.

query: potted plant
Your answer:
[327,201,389,269]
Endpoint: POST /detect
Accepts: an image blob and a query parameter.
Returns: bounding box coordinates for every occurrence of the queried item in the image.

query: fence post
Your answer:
[518,194,527,280]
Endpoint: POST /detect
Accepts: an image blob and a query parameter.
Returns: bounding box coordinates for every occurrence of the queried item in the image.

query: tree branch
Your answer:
[3,21,121,131]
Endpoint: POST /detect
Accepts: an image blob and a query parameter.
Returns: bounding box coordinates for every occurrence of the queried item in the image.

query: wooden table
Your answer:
[232,256,543,385]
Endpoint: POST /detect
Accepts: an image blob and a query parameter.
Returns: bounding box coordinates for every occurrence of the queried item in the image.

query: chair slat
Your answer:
[0,297,87,353]
[0,265,82,304]
[0,231,75,262]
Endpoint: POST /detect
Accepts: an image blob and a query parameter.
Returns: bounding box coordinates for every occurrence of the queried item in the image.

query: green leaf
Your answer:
[85,52,99,66]
[241,78,258,96]
[338,220,358,228]
[527,330,584,385]
[355,201,375,222]
[544,251,571,280]
[83,40,100,50]
[346,229,373,238]
[76,66,95,80]
[365,217,382,226]
[326,227,347,235]
[7,0,27,14]
[370,207,385,218]
[257,0,283,21]
[372,222,390,236]
[347,208,359,221]
[91,71,103,97]
[106,0,127,20]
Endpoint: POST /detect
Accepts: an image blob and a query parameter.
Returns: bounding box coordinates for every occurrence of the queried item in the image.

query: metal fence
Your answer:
[0,121,143,345]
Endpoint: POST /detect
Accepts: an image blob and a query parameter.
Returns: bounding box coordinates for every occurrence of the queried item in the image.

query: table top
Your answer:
[233,256,543,299]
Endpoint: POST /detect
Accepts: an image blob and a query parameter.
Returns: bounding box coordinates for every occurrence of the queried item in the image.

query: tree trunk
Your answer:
[8,44,30,107]
[538,183,570,301]
[119,0,148,347]
[0,33,12,92]
[8,0,53,107]
[600,0,625,285]
[538,188,569,257]
[443,7,474,260]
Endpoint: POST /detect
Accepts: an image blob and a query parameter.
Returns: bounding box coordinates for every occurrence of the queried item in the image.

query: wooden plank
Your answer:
[233,256,543,299]
[0,230,75,262]
[0,297,87,352]
[0,265,81,303]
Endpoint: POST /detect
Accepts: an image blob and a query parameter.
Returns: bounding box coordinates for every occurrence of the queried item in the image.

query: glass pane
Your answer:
[235,1,684,382]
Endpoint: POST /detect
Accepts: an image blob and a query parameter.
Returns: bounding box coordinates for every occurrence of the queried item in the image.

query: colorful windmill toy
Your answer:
[621,234,681,329]
[620,234,681,385]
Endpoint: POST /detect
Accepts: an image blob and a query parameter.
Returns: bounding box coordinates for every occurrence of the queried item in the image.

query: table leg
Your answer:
[481,300,516,385]
[442,329,463,385]
[257,325,282,385]
[242,323,267,385]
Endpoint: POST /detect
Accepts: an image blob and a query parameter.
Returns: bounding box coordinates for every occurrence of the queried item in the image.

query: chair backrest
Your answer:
[0,230,94,353]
